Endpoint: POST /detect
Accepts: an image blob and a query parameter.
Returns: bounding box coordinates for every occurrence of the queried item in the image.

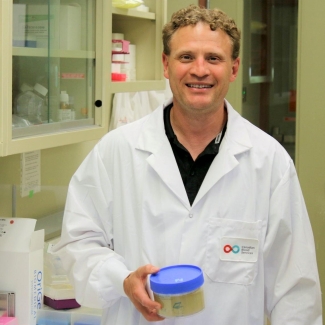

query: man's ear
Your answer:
[230,57,240,82]
[162,53,170,79]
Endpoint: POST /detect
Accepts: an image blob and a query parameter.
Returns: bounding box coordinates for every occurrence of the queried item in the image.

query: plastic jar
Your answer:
[16,83,48,124]
[150,265,205,318]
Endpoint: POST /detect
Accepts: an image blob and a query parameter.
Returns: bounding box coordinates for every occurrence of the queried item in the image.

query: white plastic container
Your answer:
[58,91,71,121]
[150,265,205,318]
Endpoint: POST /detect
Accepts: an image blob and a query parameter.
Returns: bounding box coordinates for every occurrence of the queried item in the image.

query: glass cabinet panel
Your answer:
[12,0,97,138]
[241,0,298,162]
[249,0,272,83]
[1,0,165,156]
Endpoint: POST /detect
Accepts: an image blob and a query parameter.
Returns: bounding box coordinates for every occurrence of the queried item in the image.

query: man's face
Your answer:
[162,22,240,115]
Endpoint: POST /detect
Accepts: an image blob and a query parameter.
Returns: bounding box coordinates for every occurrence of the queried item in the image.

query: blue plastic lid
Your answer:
[150,264,204,295]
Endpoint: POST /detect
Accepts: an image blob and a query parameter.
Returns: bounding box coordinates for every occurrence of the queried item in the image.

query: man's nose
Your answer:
[190,58,210,77]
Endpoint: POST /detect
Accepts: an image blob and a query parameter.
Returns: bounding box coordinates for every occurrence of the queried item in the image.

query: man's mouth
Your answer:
[186,84,213,89]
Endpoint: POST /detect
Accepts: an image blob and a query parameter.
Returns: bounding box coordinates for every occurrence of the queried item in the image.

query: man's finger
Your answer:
[136,264,160,280]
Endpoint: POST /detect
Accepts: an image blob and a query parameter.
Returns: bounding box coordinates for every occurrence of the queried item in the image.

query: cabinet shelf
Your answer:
[12,47,96,59]
[112,7,156,20]
[12,118,96,139]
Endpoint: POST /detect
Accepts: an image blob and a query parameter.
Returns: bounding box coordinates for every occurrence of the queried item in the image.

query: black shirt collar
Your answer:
[163,103,227,156]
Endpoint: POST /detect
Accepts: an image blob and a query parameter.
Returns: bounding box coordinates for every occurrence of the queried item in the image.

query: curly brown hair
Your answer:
[162,5,241,60]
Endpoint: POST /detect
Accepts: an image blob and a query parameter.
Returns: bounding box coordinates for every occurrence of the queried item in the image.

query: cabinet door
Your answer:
[0,0,108,156]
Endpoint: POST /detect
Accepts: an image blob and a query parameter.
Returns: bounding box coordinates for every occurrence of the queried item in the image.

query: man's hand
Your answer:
[124,264,164,322]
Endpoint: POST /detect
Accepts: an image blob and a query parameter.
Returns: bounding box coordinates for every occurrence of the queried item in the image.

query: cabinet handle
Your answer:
[95,100,102,107]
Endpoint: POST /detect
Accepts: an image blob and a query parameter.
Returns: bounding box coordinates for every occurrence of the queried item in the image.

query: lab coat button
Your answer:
[189,214,193,218]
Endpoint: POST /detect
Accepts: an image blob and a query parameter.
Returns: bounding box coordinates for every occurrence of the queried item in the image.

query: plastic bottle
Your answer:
[34,83,49,122]
[14,83,33,115]
[58,91,71,121]
[16,83,48,124]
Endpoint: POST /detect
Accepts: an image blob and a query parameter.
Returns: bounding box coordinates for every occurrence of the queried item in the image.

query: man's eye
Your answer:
[208,57,219,63]
[180,55,192,61]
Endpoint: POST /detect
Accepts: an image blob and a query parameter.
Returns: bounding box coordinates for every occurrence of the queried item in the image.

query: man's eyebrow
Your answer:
[205,52,218,56]
[175,49,224,55]
[174,50,195,55]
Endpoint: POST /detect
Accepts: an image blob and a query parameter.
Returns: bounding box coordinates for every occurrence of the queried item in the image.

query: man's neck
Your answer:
[170,103,227,160]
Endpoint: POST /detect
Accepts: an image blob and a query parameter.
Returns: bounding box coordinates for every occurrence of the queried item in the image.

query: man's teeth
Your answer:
[187,84,212,88]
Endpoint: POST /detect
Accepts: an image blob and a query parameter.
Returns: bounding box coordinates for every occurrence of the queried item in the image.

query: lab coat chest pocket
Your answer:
[204,218,262,285]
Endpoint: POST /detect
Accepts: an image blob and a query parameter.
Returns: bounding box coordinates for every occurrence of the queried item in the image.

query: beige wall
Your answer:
[167,0,196,20]
[296,0,325,315]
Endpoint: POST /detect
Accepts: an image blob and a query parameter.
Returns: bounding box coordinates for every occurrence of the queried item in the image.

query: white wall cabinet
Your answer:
[0,0,166,157]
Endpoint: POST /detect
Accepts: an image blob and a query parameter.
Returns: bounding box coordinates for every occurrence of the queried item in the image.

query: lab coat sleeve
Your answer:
[263,160,322,324]
[53,144,132,309]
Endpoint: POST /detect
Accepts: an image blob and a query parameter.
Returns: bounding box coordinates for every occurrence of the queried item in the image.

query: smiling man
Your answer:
[54,5,322,325]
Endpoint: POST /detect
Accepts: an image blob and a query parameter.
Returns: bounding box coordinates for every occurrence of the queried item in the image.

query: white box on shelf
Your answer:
[60,4,82,50]
[13,4,37,48]
[0,218,44,325]
[12,4,27,45]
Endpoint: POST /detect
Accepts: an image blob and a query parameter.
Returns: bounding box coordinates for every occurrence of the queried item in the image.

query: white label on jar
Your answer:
[220,237,259,262]
[58,109,72,121]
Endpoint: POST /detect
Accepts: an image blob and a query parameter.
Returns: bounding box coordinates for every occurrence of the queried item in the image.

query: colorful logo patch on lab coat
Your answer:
[220,237,259,262]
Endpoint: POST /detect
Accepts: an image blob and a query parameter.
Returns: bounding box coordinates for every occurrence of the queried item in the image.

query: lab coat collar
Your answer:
[222,99,253,155]
[136,98,253,209]
[136,98,189,207]
[192,100,253,206]
[136,98,172,154]
[136,98,252,154]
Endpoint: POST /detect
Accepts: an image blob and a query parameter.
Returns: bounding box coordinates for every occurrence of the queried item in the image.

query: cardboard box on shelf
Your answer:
[0,218,44,325]
[25,5,59,49]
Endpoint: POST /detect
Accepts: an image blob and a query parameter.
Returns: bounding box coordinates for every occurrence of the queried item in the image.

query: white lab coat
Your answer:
[54,99,322,325]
